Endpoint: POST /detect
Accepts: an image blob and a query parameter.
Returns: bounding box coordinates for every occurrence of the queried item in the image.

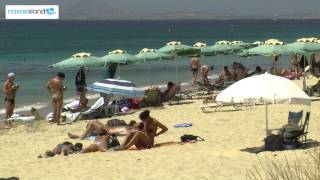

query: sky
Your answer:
[2,0,320,17]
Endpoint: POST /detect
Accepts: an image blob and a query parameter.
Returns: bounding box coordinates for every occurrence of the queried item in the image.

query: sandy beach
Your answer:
[0,78,319,180]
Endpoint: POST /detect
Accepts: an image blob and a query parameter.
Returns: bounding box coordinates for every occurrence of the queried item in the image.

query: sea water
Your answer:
[1,20,319,114]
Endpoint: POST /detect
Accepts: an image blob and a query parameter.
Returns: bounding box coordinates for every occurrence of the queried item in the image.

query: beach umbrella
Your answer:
[216,73,311,137]
[50,52,105,68]
[102,49,140,65]
[135,48,174,62]
[283,38,319,55]
[158,41,200,56]
[230,41,256,52]
[242,39,289,57]
[210,40,234,55]
[286,38,320,53]
[192,42,216,56]
[87,79,144,98]
[302,40,320,52]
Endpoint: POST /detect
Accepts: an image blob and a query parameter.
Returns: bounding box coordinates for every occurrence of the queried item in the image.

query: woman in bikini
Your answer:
[121,110,168,150]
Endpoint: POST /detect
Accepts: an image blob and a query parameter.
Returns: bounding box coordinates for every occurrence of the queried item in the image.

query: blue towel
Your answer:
[174,123,192,128]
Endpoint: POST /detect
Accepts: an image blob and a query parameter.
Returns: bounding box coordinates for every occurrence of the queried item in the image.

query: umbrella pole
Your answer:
[175,65,178,81]
[265,102,269,137]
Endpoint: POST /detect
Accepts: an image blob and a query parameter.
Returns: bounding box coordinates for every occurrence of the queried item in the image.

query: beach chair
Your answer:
[162,83,182,105]
[200,95,242,113]
[140,87,161,107]
[281,111,310,144]
[269,110,304,133]
[201,102,242,113]
[200,95,254,113]
[62,97,106,122]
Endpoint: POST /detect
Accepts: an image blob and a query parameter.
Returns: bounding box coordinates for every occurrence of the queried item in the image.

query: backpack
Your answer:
[107,134,120,149]
[180,134,205,142]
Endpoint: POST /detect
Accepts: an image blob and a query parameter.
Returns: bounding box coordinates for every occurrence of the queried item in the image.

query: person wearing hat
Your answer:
[2,73,19,128]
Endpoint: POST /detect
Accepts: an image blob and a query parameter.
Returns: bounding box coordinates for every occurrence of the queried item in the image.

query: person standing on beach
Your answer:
[191,55,201,86]
[75,66,86,91]
[46,72,65,125]
[2,73,19,128]
[106,63,118,79]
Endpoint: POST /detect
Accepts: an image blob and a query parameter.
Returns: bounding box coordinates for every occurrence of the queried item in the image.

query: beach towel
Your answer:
[7,114,35,122]
[81,97,105,115]
[174,123,192,128]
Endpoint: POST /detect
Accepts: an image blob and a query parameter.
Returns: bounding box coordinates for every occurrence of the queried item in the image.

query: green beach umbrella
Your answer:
[210,40,234,55]
[158,41,200,56]
[193,42,217,56]
[135,48,174,62]
[243,39,288,56]
[289,38,320,53]
[102,49,140,65]
[50,52,105,68]
[230,41,257,52]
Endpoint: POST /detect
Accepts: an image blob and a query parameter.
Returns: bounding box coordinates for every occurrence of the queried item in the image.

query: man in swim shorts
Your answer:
[46,72,65,125]
[190,55,201,86]
[2,73,19,128]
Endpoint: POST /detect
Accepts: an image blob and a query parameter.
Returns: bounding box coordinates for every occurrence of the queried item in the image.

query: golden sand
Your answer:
[0,78,319,180]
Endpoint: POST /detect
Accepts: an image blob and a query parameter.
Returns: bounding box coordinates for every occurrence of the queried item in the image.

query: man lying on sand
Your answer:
[38,141,83,158]
[67,120,143,140]
[121,110,168,150]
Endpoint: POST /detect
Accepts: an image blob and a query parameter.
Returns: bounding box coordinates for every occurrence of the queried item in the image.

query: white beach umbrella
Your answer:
[216,73,311,136]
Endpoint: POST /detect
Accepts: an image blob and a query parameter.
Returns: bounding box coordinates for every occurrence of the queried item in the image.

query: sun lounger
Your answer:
[281,111,310,144]
[201,101,242,113]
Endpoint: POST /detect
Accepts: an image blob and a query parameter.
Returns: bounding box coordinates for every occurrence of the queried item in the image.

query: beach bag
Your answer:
[264,134,284,151]
[180,134,204,142]
[106,119,127,128]
[107,134,120,149]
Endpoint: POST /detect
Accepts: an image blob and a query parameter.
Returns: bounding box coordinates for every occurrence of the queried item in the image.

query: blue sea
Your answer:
[1,20,320,114]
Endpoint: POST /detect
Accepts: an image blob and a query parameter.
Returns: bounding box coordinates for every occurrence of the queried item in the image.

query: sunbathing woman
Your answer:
[81,133,110,153]
[121,110,168,150]
[38,142,83,158]
[67,120,141,139]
